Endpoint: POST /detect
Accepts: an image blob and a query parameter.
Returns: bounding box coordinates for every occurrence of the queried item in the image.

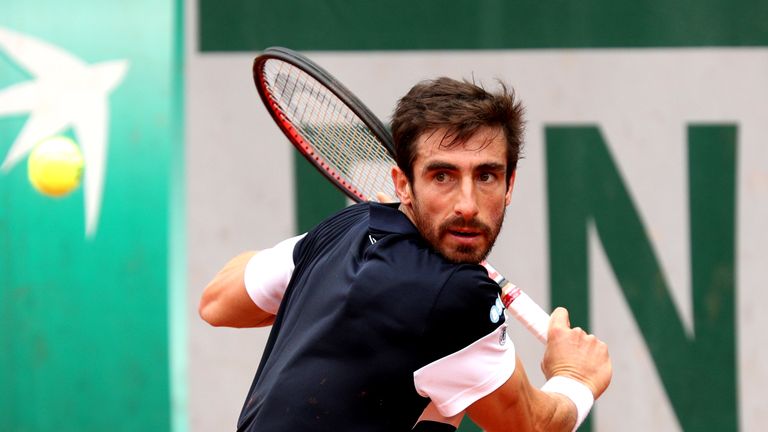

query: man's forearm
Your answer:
[199,251,275,328]
[467,357,578,432]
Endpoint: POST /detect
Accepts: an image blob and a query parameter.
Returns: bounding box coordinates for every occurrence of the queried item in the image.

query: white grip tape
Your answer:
[504,286,550,343]
[541,376,594,431]
[482,261,550,343]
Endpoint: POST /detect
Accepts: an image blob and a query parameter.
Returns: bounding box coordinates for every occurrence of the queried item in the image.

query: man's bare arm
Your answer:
[466,357,576,431]
[199,251,276,328]
[467,308,611,431]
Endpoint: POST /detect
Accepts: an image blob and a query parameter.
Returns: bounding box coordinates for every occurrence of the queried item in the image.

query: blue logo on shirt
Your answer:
[489,297,505,323]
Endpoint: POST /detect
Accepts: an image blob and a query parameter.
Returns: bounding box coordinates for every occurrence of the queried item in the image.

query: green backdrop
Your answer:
[0,0,183,430]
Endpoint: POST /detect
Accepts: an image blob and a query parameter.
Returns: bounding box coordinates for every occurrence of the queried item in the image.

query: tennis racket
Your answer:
[252,46,550,343]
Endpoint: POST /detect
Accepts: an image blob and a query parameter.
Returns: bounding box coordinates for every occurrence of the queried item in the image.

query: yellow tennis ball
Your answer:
[28,136,84,197]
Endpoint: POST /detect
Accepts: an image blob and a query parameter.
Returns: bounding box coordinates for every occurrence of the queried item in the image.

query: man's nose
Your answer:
[454,179,479,220]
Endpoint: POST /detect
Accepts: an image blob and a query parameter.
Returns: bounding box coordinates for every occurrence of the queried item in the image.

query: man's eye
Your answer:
[479,173,495,182]
[435,173,447,182]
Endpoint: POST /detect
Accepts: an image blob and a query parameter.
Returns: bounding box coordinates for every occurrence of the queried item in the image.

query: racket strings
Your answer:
[262,59,396,201]
[273,60,360,167]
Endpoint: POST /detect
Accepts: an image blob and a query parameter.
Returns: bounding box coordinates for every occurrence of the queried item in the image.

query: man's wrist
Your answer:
[541,375,594,431]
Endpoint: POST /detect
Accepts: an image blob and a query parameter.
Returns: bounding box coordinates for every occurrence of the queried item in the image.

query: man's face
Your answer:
[393,126,515,263]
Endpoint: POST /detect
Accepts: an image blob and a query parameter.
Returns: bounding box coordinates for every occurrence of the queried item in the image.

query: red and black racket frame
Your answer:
[253,46,396,203]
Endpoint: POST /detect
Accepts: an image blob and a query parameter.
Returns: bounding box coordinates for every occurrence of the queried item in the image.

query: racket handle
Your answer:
[502,283,549,343]
[482,261,550,344]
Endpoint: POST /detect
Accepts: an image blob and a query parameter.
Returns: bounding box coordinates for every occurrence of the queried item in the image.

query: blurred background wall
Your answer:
[3,0,768,431]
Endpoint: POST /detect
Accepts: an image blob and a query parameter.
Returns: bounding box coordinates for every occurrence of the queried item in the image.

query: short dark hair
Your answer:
[390,77,525,182]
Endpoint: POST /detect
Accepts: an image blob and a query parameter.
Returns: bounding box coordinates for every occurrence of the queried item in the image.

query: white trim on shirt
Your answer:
[413,324,516,417]
[243,234,306,314]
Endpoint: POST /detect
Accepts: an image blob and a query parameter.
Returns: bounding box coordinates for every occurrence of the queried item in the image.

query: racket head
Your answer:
[253,47,397,203]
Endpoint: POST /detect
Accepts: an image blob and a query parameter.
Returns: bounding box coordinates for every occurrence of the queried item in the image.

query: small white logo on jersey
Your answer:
[489,297,505,323]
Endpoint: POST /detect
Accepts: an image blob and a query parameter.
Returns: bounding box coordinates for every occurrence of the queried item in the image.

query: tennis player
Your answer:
[200,77,611,431]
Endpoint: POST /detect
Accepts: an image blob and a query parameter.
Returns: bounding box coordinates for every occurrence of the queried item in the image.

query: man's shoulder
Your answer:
[330,201,370,222]
[308,202,369,237]
[368,226,492,284]
[439,263,500,307]
[369,237,499,312]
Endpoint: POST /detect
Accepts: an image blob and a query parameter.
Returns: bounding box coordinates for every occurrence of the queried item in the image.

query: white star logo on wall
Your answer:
[0,27,129,237]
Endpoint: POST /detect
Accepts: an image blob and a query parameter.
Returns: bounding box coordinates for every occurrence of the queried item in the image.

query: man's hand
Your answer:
[541,307,612,398]
[375,192,396,203]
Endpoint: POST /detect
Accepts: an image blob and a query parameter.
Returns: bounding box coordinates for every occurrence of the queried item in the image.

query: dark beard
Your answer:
[411,205,505,264]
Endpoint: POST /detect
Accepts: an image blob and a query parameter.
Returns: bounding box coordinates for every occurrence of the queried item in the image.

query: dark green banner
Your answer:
[200,0,768,51]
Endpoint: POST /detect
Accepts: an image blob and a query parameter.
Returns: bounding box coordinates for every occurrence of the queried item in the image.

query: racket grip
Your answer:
[502,284,549,344]
[482,261,550,344]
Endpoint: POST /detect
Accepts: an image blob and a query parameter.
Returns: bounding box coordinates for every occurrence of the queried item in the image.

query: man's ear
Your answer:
[392,166,413,205]
[505,170,516,206]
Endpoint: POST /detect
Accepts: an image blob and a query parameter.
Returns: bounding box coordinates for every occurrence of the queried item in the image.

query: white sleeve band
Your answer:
[243,234,306,314]
[413,325,515,417]
[541,376,595,431]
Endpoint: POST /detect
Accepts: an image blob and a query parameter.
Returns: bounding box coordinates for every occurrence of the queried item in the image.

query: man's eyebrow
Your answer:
[477,162,506,172]
[423,161,458,172]
[422,161,507,174]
